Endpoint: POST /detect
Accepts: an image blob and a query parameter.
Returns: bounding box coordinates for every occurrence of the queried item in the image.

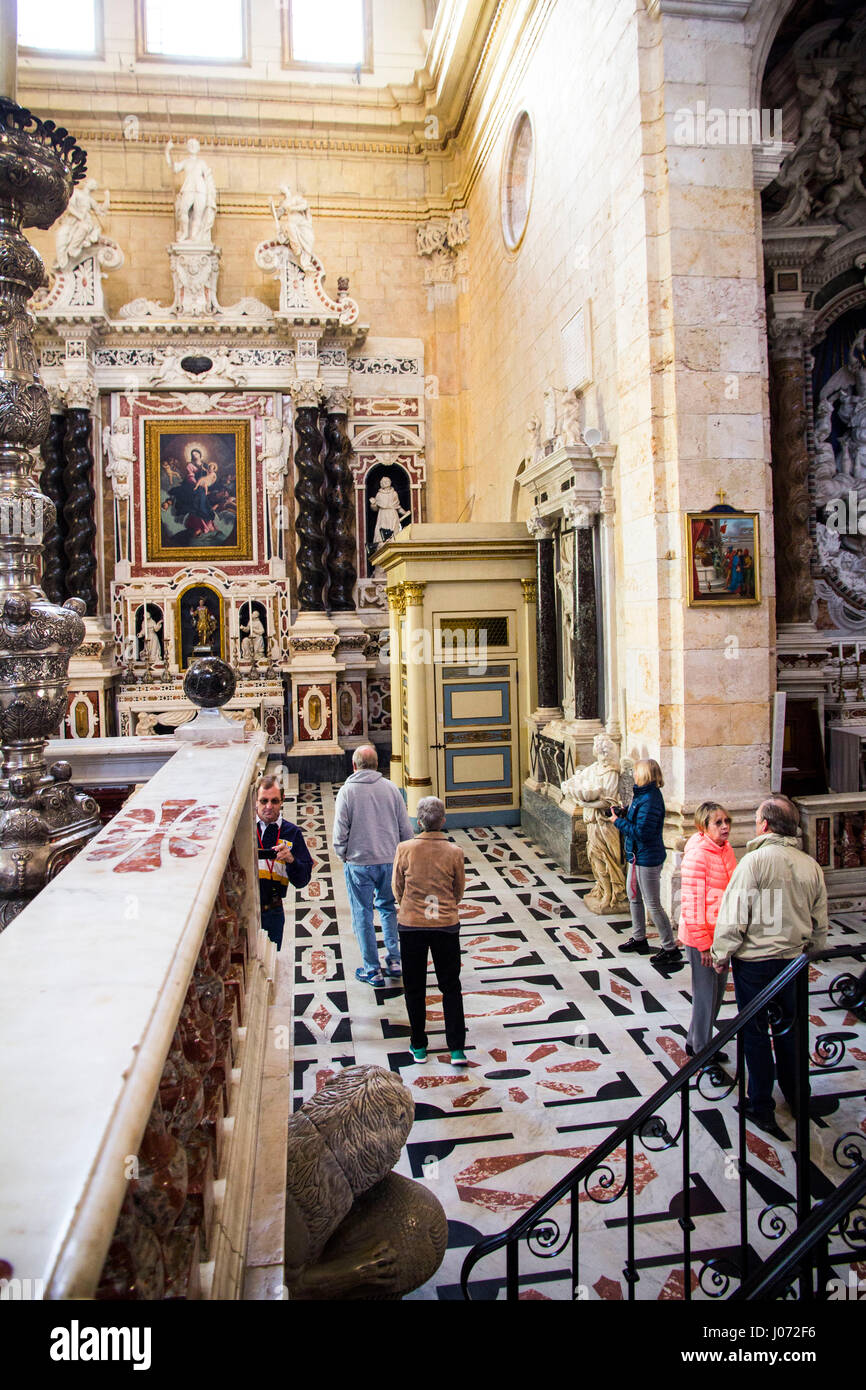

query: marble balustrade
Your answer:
[0,737,273,1299]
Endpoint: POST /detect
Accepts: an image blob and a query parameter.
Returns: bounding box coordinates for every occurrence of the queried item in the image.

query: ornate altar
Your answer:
[31,154,429,765]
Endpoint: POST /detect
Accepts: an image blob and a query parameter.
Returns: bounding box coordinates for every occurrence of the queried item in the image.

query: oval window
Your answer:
[501,110,535,253]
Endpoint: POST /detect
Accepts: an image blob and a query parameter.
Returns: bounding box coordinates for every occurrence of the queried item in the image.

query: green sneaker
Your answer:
[450,1049,469,1065]
[410,1046,427,1063]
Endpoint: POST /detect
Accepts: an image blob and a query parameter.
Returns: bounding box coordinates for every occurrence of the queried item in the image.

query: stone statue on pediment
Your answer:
[54,179,111,272]
[562,734,629,914]
[272,186,316,273]
[166,138,217,244]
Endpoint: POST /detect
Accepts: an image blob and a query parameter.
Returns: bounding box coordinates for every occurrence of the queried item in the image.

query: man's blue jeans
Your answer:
[344,862,401,973]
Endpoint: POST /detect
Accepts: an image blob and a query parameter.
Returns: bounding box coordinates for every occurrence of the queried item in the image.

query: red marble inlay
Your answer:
[810,1014,825,1026]
[518,1290,551,1300]
[453,1087,491,1109]
[309,950,328,978]
[427,987,544,1021]
[315,1068,336,1092]
[610,979,632,1002]
[851,1047,866,1063]
[304,881,323,899]
[311,1004,332,1032]
[564,930,593,956]
[594,1275,623,1300]
[526,1043,558,1063]
[745,1129,784,1174]
[509,1087,529,1103]
[414,1075,470,1089]
[85,799,220,873]
[490,1047,507,1062]
[808,965,822,983]
[546,1060,600,1073]
[658,1268,699,1301]
[458,902,487,920]
[657,1036,689,1069]
[454,1146,658,1216]
[538,1079,584,1096]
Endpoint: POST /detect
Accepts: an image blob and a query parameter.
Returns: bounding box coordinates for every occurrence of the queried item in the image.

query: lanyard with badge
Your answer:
[257,821,283,891]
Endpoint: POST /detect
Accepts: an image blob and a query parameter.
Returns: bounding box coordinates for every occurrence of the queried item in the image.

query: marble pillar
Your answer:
[386,585,405,790]
[526,512,561,723]
[403,581,432,816]
[61,380,98,616]
[322,387,357,613]
[39,394,67,607]
[291,379,327,613]
[768,316,813,626]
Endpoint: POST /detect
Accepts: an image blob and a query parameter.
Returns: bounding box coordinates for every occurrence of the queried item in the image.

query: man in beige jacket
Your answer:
[392,796,467,1066]
[712,795,828,1133]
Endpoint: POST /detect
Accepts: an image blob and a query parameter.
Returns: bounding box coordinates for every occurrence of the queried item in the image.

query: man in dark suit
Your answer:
[255,775,313,950]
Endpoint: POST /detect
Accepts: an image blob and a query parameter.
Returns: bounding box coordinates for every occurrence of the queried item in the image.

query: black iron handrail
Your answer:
[460,942,866,1301]
[731,1158,866,1300]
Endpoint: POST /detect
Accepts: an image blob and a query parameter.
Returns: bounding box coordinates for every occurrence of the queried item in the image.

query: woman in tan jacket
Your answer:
[392,797,467,1066]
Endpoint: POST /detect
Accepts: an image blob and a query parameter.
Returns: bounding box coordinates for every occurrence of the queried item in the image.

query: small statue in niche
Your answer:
[166,137,217,244]
[271,185,316,273]
[136,605,164,666]
[526,413,543,464]
[136,711,159,736]
[284,1064,447,1300]
[562,734,631,915]
[369,475,410,548]
[190,597,217,652]
[559,391,582,447]
[240,607,267,663]
[54,178,110,272]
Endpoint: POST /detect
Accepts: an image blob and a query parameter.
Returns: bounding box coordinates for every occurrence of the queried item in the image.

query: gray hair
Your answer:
[757,795,799,837]
[416,796,446,832]
[353,744,378,770]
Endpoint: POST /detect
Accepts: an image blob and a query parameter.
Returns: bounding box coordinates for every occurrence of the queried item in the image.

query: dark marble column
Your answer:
[291,380,327,612]
[528,513,559,714]
[768,316,813,625]
[322,387,357,612]
[571,507,599,720]
[61,382,98,615]
[39,393,68,606]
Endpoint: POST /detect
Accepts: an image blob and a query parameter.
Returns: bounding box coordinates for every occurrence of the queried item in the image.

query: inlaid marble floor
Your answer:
[285,782,866,1301]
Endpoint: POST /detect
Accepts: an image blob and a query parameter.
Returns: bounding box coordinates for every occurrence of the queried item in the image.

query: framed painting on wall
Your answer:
[144,419,253,563]
[686,509,761,606]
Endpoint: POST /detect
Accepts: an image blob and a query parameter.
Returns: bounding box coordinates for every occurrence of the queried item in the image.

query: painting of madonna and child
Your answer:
[687,510,760,606]
[144,419,253,563]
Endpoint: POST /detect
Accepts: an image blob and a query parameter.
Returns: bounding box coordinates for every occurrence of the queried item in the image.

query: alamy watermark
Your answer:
[823,491,866,536]
[0,498,45,540]
[674,101,782,153]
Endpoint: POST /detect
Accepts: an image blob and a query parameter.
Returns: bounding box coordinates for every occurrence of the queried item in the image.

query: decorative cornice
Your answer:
[646,0,750,18]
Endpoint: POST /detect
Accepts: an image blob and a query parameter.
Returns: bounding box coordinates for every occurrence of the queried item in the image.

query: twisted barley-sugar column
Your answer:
[322,391,357,612]
[39,407,68,606]
[62,400,98,615]
[292,381,327,612]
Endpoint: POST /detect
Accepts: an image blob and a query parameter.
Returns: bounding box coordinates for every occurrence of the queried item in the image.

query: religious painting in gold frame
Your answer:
[176,582,226,670]
[144,418,252,563]
[686,509,760,606]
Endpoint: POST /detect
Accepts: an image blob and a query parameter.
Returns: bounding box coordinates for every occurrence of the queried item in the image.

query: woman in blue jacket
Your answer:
[608,759,681,966]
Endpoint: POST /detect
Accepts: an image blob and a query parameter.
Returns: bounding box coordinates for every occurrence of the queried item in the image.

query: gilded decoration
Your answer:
[174,582,226,669]
[403,581,425,608]
[521,578,537,604]
[144,418,253,564]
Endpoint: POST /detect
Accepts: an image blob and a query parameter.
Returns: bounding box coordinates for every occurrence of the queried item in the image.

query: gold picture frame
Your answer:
[686,509,761,606]
[144,418,253,564]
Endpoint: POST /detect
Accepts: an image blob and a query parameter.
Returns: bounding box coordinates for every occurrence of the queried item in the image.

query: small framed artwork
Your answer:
[144,419,253,563]
[686,509,760,605]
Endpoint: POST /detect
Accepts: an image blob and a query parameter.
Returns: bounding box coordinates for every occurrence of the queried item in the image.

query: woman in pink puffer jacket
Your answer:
[679,802,736,1058]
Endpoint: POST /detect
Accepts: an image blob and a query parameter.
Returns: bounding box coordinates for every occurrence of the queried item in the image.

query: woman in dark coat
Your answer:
[610,759,681,966]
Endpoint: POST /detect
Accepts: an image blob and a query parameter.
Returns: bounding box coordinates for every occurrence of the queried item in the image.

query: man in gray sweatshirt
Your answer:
[333,744,413,987]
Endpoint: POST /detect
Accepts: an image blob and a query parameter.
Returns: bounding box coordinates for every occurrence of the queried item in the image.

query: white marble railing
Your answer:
[0,737,273,1299]
[795,792,866,910]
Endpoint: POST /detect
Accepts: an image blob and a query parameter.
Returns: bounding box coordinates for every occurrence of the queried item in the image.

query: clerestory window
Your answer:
[18,0,100,56]
[137,0,247,64]
[282,0,372,74]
